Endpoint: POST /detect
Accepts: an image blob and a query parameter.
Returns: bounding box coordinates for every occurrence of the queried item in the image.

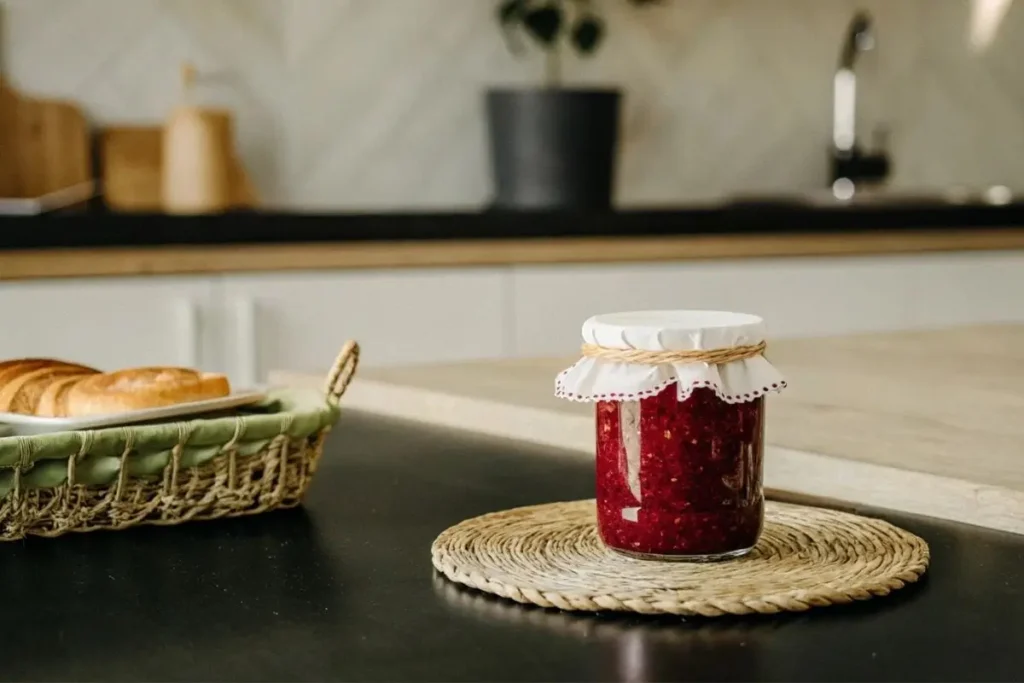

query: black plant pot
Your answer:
[486,88,622,211]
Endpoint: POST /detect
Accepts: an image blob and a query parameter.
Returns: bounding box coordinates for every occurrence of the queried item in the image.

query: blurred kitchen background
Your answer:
[3,0,1024,209]
[2,0,1024,388]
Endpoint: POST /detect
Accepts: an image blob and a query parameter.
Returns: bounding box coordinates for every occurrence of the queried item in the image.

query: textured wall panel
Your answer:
[2,0,1022,209]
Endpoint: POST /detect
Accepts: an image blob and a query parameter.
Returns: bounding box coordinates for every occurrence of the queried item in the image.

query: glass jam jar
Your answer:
[555,310,787,561]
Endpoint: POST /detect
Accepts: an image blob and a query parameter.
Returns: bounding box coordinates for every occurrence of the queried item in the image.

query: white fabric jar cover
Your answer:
[555,310,788,404]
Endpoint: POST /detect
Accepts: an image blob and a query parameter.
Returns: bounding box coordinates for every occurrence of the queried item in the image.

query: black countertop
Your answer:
[4,414,1023,682]
[3,203,1024,250]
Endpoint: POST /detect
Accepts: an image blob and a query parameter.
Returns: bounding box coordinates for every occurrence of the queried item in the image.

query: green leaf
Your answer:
[523,4,564,46]
[497,0,527,25]
[497,0,529,55]
[571,14,604,55]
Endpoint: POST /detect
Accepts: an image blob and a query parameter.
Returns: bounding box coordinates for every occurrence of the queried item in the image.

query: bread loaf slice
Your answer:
[0,360,100,414]
[0,367,98,415]
[65,367,231,417]
[0,359,97,389]
[35,374,95,417]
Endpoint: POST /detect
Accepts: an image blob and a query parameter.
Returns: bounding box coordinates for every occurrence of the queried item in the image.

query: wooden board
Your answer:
[100,127,162,213]
[272,324,1024,536]
[0,78,91,200]
[100,125,259,212]
[0,80,21,197]
[1,230,1023,282]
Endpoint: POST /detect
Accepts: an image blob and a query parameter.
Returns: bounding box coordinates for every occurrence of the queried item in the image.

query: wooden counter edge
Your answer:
[2,228,1024,280]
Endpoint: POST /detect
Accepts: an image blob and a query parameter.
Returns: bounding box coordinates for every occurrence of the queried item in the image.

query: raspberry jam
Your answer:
[595,385,765,560]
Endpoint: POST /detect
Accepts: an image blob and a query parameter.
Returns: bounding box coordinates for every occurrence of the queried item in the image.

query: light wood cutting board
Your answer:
[17,97,90,198]
[0,80,92,202]
[272,324,1024,536]
[0,77,91,201]
[100,125,258,212]
[0,80,21,197]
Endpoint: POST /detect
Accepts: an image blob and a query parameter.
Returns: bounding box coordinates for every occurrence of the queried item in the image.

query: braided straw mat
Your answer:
[431,499,929,617]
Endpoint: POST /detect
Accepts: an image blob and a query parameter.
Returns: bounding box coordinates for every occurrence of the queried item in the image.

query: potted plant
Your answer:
[488,0,659,211]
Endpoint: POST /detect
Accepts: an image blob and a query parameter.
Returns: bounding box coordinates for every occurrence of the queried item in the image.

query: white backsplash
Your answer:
[3,0,1023,210]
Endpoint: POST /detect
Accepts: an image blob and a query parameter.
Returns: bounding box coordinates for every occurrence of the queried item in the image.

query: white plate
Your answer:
[0,389,268,436]
[0,181,97,215]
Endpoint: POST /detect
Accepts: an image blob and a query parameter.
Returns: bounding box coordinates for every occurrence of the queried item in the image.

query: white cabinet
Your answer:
[0,276,218,371]
[2,250,1021,383]
[511,251,1024,357]
[0,268,514,386]
[219,268,513,385]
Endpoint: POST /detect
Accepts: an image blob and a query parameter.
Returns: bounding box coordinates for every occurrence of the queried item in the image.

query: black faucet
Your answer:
[830,10,890,198]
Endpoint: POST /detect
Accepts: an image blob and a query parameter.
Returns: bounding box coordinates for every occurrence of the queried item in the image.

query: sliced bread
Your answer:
[65,367,231,417]
[0,365,100,414]
[35,373,96,417]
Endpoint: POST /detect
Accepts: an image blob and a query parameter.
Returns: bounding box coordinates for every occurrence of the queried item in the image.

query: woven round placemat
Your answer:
[431,499,929,617]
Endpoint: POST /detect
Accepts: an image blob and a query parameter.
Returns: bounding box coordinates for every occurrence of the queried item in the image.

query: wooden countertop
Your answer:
[274,324,1024,536]
[2,228,1024,280]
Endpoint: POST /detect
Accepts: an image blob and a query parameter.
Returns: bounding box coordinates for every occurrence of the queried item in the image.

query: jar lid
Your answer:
[583,310,766,351]
[555,310,787,404]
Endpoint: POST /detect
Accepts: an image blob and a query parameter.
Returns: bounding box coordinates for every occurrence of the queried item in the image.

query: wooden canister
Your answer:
[161,105,233,214]
[161,64,233,214]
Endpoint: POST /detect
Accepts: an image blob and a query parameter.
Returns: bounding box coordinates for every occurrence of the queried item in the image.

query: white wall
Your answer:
[3,0,1023,209]
[510,250,1024,356]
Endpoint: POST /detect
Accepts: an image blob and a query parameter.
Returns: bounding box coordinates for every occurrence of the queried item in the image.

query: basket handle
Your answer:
[324,340,360,405]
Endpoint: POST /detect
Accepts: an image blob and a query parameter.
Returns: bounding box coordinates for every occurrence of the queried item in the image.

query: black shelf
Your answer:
[1,204,1023,250]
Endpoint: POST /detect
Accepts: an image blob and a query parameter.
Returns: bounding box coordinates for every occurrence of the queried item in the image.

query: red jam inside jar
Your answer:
[595,384,765,560]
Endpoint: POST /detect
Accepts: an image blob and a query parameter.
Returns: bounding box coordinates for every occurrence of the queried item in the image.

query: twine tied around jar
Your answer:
[580,340,766,365]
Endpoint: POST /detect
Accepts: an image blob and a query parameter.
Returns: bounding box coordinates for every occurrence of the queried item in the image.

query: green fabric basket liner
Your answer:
[0,388,340,498]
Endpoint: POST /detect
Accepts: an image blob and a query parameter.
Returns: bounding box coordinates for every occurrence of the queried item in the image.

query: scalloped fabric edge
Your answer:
[555,371,788,405]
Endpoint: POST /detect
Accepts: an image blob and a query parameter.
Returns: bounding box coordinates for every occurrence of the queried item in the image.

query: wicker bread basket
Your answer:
[0,340,359,541]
